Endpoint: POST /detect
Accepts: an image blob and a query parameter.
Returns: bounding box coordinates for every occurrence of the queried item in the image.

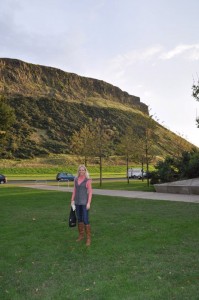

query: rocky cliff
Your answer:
[0,58,148,114]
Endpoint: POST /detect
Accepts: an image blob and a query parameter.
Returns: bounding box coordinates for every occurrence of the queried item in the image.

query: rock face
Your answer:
[0,58,148,114]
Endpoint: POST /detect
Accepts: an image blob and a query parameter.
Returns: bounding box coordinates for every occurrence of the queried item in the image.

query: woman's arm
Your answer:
[71,182,76,204]
[86,179,92,210]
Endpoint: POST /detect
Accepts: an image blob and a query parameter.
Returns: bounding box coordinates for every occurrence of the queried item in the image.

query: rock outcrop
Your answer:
[0,58,148,114]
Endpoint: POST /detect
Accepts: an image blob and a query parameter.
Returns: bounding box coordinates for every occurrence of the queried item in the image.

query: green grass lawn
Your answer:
[51,179,155,192]
[0,186,199,300]
[92,180,155,191]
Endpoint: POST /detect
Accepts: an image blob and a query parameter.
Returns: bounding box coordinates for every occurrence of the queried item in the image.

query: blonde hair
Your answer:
[77,165,90,179]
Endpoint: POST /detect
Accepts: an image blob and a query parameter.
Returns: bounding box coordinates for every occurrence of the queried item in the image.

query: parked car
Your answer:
[128,168,146,179]
[56,172,75,182]
[0,174,7,184]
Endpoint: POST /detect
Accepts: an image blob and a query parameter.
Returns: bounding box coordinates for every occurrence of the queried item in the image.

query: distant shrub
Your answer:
[151,150,199,183]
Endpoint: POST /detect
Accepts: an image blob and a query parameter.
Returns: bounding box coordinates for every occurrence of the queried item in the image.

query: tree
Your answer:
[150,149,199,184]
[136,115,158,186]
[69,118,116,186]
[70,124,92,166]
[192,79,199,127]
[117,125,139,183]
[153,156,178,183]
[89,118,115,186]
[176,149,199,179]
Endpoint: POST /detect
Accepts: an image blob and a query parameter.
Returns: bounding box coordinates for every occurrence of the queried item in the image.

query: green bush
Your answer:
[152,150,199,183]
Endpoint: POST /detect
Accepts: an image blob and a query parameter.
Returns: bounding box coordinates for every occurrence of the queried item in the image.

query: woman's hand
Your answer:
[86,203,90,210]
[71,201,75,211]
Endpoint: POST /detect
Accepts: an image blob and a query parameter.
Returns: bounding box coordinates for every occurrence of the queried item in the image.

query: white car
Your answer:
[128,168,146,179]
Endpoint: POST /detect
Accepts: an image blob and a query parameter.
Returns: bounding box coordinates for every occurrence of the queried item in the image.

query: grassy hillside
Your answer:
[0,58,197,159]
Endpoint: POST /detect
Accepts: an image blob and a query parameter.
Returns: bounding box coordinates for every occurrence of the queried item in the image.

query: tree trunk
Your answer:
[99,156,102,186]
[126,155,129,184]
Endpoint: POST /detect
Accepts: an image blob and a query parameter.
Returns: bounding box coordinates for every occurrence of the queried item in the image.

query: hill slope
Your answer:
[0,58,148,113]
[0,58,196,159]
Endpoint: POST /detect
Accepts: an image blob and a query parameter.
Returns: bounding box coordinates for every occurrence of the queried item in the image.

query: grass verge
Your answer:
[0,186,198,299]
[49,178,155,191]
[92,180,155,191]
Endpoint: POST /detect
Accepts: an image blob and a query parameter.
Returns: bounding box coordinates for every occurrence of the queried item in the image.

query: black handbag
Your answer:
[69,207,77,227]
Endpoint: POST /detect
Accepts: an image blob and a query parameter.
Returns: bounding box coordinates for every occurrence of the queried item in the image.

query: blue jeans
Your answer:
[75,205,89,225]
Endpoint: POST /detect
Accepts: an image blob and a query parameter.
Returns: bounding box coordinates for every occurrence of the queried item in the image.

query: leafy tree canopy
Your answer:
[192,79,199,127]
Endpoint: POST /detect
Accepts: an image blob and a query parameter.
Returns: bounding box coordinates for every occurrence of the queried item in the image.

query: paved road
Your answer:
[20,184,199,204]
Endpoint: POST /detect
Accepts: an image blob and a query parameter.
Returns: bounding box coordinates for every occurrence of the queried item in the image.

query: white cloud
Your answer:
[160,44,199,60]
[108,44,199,74]
[110,46,162,67]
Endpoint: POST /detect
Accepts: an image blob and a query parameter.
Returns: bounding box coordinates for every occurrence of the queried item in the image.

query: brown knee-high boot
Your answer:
[85,224,91,246]
[76,222,84,242]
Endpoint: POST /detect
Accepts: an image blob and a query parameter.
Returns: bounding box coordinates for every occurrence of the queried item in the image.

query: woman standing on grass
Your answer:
[71,165,92,246]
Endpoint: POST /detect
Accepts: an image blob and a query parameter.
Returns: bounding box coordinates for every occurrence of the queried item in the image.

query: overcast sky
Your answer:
[1,0,199,146]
